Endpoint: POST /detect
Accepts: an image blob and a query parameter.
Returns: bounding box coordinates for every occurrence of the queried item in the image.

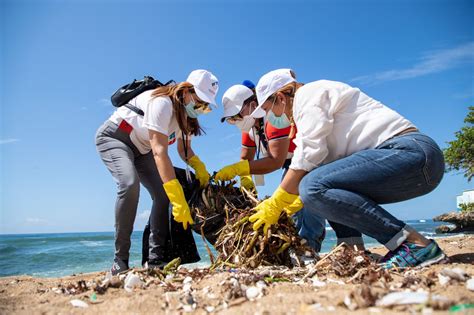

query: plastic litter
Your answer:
[124,273,144,292]
[376,291,448,307]
[311,276,326,288]
[70,299,89,308]
[449,304,474,313]
[245,286,263,300]
[466,278,474,291]
[440,268,469,282]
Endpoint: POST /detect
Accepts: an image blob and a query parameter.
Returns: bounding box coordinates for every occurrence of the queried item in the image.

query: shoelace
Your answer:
[386,244,412,266]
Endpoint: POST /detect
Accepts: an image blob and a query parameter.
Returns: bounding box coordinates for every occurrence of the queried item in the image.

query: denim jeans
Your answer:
[299,132,444,251]
[282,159,326,251]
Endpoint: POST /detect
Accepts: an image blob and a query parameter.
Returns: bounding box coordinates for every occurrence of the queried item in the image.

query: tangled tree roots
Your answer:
[191,181,316,269]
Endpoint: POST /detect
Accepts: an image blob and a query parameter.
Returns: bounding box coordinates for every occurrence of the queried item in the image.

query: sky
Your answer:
[0,0,473,234]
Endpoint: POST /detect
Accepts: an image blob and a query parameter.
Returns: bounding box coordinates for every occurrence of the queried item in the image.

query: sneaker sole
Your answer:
[418,252,449,268]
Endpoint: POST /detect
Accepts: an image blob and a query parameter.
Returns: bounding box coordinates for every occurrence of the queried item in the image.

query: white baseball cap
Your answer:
[251,68,295,118]
[221,85,254,122]
[186,69,219,106]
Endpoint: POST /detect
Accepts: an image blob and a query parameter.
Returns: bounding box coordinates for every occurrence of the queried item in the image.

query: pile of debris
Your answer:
[189,181,317,269]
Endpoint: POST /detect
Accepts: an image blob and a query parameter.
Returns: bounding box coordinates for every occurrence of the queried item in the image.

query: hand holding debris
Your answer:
[215,160,250,182]
[249,186,298,233]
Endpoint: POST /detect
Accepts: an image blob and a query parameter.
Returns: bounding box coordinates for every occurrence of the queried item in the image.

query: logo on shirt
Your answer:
[168,132,176,145]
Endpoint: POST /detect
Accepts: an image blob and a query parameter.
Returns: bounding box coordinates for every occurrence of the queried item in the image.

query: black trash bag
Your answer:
[141,168,228,266]
[141,167,201,266]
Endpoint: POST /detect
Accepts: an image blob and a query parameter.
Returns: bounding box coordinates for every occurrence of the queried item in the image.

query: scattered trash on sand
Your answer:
[70,299,89,308]
[42,185,473,314]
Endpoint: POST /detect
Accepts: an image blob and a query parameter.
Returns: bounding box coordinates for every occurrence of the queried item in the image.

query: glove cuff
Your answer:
[238,160,251,176]
[188,155,203,169]
[284,196,304,216]
[163,179,185,200]
[274,186,299,206]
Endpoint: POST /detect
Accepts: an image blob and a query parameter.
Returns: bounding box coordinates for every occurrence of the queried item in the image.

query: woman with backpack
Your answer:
[248,69,447,269]
[95,70,218,275]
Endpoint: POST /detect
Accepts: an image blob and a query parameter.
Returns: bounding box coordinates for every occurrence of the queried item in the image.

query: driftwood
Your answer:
[190,180,316,269]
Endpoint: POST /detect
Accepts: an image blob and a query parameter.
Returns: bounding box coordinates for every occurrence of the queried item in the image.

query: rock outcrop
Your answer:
[433,211,474,234]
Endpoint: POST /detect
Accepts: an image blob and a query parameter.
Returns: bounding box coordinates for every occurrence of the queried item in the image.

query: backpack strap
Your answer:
[124,103,145,116]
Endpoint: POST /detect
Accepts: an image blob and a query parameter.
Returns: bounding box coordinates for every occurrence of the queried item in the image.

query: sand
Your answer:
[1,235,473,315]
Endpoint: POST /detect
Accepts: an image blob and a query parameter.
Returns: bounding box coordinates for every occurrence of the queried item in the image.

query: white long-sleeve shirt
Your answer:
[290,80,416,172]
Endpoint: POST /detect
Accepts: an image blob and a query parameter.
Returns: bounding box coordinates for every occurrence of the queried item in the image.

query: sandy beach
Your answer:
[0,235,473,314]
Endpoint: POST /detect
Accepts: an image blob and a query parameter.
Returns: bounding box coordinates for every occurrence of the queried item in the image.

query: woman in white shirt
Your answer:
[96,70,218,275]
[249,69,446,269]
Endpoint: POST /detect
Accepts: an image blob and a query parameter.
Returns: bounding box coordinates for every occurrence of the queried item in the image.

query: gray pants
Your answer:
[95,120,169,262]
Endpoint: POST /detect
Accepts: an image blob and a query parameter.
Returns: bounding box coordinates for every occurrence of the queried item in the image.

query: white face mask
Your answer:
[234,115,255,132]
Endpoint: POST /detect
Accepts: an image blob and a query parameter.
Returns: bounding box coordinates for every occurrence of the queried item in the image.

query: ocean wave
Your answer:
[325,227,333,231]
[79,241,105,247]
[0,245,18,255]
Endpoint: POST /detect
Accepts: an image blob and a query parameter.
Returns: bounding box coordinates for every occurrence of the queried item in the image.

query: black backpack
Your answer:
[111,76,175,115]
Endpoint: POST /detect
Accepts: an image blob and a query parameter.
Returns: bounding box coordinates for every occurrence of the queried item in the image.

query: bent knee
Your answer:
[117,177,140,197]
[299,175,328,204]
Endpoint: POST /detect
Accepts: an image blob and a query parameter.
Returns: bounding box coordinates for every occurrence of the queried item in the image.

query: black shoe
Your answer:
[147,260,167,270]
[110,257,129,276]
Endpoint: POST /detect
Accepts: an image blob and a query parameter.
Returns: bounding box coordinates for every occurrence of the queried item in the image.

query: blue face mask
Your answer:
[267,100,291,129]
[184,95,203,119]
[185,102,199,119]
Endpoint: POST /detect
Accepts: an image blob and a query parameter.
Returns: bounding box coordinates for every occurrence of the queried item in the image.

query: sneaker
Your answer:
[364,250,383,261]
[147,260,168,270]
[381,240,447,269]
[110,257,129,275]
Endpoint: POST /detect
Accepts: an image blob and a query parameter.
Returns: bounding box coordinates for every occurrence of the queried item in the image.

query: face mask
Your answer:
[184,95,206,119]
[185,102,199,119]
[234,115,255,132]
[267,99,291,129]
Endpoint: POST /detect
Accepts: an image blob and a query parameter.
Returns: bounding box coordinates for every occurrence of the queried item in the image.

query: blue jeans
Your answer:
[299,132,444,251]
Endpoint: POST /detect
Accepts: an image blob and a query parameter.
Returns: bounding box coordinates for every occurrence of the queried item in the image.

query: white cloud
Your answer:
[220,132,240,142]
[137,210,151,220]
[98,98,111,107]
[352,42,474,85]
[453,89,474,100]
[25,217,49,225]
[0,138,20,145]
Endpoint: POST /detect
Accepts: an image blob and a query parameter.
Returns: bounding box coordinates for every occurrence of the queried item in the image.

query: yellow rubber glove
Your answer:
[249,186,298,233]
[188,155,210,188]
[163,179,194,230]
[283,196,304,216]
[215,160,250,182]
[240,175,257,193]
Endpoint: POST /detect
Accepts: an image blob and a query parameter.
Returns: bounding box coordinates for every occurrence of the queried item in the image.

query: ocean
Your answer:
[0,219,458,278]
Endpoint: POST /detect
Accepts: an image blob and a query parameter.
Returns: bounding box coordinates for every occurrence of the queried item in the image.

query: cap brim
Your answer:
[195,88,217,107]
[251,106,266,118]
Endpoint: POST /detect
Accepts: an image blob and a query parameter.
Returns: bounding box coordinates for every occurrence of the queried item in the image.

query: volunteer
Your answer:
[249,69,446,269]
[217,80,328,251]
[96,70,218,275]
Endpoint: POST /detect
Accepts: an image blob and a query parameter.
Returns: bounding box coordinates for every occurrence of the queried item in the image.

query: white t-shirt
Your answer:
[290,80,416,172]
[109,90,184,154]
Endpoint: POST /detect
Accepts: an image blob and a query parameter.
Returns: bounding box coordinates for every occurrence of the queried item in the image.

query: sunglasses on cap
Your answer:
[225,96,257,124]
[190,91,212,114]
[225,113,243,124]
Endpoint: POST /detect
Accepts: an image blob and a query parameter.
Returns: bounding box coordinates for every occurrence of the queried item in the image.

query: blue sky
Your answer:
[1,0,473,234]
